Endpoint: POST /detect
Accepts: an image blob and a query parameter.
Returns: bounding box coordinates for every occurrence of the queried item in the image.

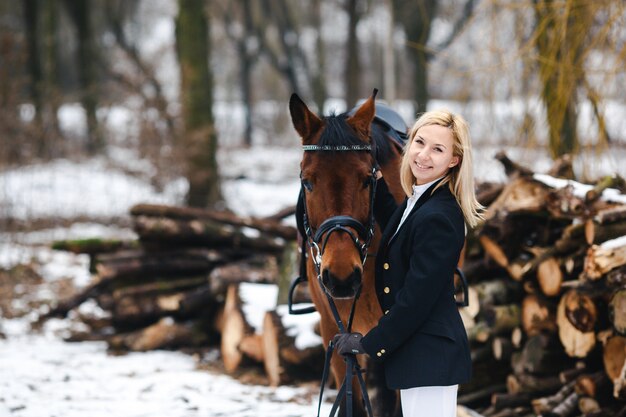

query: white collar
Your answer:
[409,177,443,202]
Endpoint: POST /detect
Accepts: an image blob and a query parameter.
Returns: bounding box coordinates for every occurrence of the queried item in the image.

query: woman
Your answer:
[333,109,484,416]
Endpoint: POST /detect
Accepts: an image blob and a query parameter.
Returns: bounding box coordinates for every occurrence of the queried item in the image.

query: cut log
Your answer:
[584,218,626,247]
[558,362,587,384]
[112,276,209,298]
[518,332,572,376]
[547,153,575,179]
[468,279,523,319]
[492,337,513,362]
[133,215,286,253]
[108,317,207,351]
[490,392,532,411]
[494,151,534,178]
[540,391,579,417]
[476,182,505,207]
[52,238,137,255]
[130,203,297,240]
[220,284,255,373]
[602,334,626,398]
[557,289,597,358]
[575,371,609,398]
[483,177,548,222]
[262,308,323,386]
[594,205,626,225]
[530,379,576,415]
[610,288,626,336]
[585,174,626,204]
[110,284,216,330]
[40,275,112,320]
[238,333,265,363]
[511,327,525,349]
[577,396,601,415]
[584,236,626,280]
[456,383,507,407]
[521,294,557,336]
[95,248,223,281]
[483,304,521,336]
[545,185,586,219]
[480,235,510,269]
[506,372,562,395]
[536,257,563,297]
[607,265,626,288]
[208,255,278,295]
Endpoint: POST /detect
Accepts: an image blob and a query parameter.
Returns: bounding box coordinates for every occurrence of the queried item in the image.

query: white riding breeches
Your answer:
[400,385,458,417]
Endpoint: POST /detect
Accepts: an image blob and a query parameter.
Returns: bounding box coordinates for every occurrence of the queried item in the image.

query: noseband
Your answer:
[300,144,378,274]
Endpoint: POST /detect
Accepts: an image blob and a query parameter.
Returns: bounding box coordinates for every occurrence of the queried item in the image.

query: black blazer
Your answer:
[361,178,472,390]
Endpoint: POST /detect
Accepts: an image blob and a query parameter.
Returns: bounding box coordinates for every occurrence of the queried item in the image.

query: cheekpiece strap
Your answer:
[303,144,372,152]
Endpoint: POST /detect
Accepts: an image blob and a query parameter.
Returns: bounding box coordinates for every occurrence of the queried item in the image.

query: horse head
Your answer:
[290,90,378,299]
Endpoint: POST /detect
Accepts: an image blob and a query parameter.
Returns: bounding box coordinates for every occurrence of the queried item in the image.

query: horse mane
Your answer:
[319,113,396,166]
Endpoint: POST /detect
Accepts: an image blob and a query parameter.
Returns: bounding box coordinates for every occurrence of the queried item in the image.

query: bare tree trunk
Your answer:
[176,0,221,207]
[23,0,43,146]
[41,0,61,156]
[344,0,362,108]
[310,0,327,111]
[383,0,395,102]
[393,0,436,113]
[240,0,253,147]
[533,0,592,158]
[64,0,102,154]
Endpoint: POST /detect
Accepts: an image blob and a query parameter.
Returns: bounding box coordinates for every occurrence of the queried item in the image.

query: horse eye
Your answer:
[302,179,313,192]
[362,178,371,189]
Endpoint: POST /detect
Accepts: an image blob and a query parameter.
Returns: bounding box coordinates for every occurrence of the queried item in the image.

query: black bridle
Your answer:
[298,143,377,417]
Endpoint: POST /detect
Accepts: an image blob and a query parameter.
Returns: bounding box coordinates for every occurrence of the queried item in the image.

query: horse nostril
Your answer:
[351,268,362,289]
[322,269,331,288]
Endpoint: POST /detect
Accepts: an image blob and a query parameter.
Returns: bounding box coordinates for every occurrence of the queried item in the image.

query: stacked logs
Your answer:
[459,152,626,417]
[43,203,324,386]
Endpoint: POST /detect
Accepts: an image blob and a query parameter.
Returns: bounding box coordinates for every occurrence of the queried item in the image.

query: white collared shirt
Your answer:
[394,177,443,236]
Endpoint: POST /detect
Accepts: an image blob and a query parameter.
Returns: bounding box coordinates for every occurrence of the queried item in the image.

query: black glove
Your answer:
[332,332,365,356]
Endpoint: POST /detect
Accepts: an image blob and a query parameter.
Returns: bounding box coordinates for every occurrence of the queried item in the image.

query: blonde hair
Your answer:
[399,109,484,228]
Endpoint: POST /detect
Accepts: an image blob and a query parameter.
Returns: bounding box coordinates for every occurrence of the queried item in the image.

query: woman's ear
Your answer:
[449,156,460,168]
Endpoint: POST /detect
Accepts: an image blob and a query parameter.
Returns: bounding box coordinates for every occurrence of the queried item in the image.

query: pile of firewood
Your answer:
[44,203,324,386]
[458,152,626,417]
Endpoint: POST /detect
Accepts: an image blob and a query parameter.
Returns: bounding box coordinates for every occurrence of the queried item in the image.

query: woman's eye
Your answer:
[302,179,313,192]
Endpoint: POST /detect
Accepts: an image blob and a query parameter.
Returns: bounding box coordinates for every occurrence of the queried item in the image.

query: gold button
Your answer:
[377,352,382,357]
[383,263,389,270]
[384,287,390,294]
[381,349,386,354]
[384,310,389,315]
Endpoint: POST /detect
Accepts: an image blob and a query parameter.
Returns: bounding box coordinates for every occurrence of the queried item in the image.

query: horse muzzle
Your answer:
[321,267,362,299]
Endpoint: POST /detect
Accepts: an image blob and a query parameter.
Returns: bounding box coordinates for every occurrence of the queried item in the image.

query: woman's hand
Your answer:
[332,332,365,356]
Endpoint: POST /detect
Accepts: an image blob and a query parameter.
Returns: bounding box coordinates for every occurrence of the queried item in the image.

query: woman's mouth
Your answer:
[415,161,430,170]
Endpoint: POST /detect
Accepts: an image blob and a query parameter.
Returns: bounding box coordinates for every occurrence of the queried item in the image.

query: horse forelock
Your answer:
[318,114,366,147]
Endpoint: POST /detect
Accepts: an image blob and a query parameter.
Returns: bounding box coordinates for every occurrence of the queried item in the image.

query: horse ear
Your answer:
[347,88,378,141]
[289,93,323,144]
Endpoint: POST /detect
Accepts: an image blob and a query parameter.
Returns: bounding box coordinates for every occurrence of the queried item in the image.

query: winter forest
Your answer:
[2,0,626,416]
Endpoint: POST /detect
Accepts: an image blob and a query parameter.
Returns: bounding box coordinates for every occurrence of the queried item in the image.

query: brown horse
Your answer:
[290,90,405,417]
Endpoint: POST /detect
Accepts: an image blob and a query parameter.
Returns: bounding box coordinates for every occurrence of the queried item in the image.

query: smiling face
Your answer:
[406,124,459,185]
